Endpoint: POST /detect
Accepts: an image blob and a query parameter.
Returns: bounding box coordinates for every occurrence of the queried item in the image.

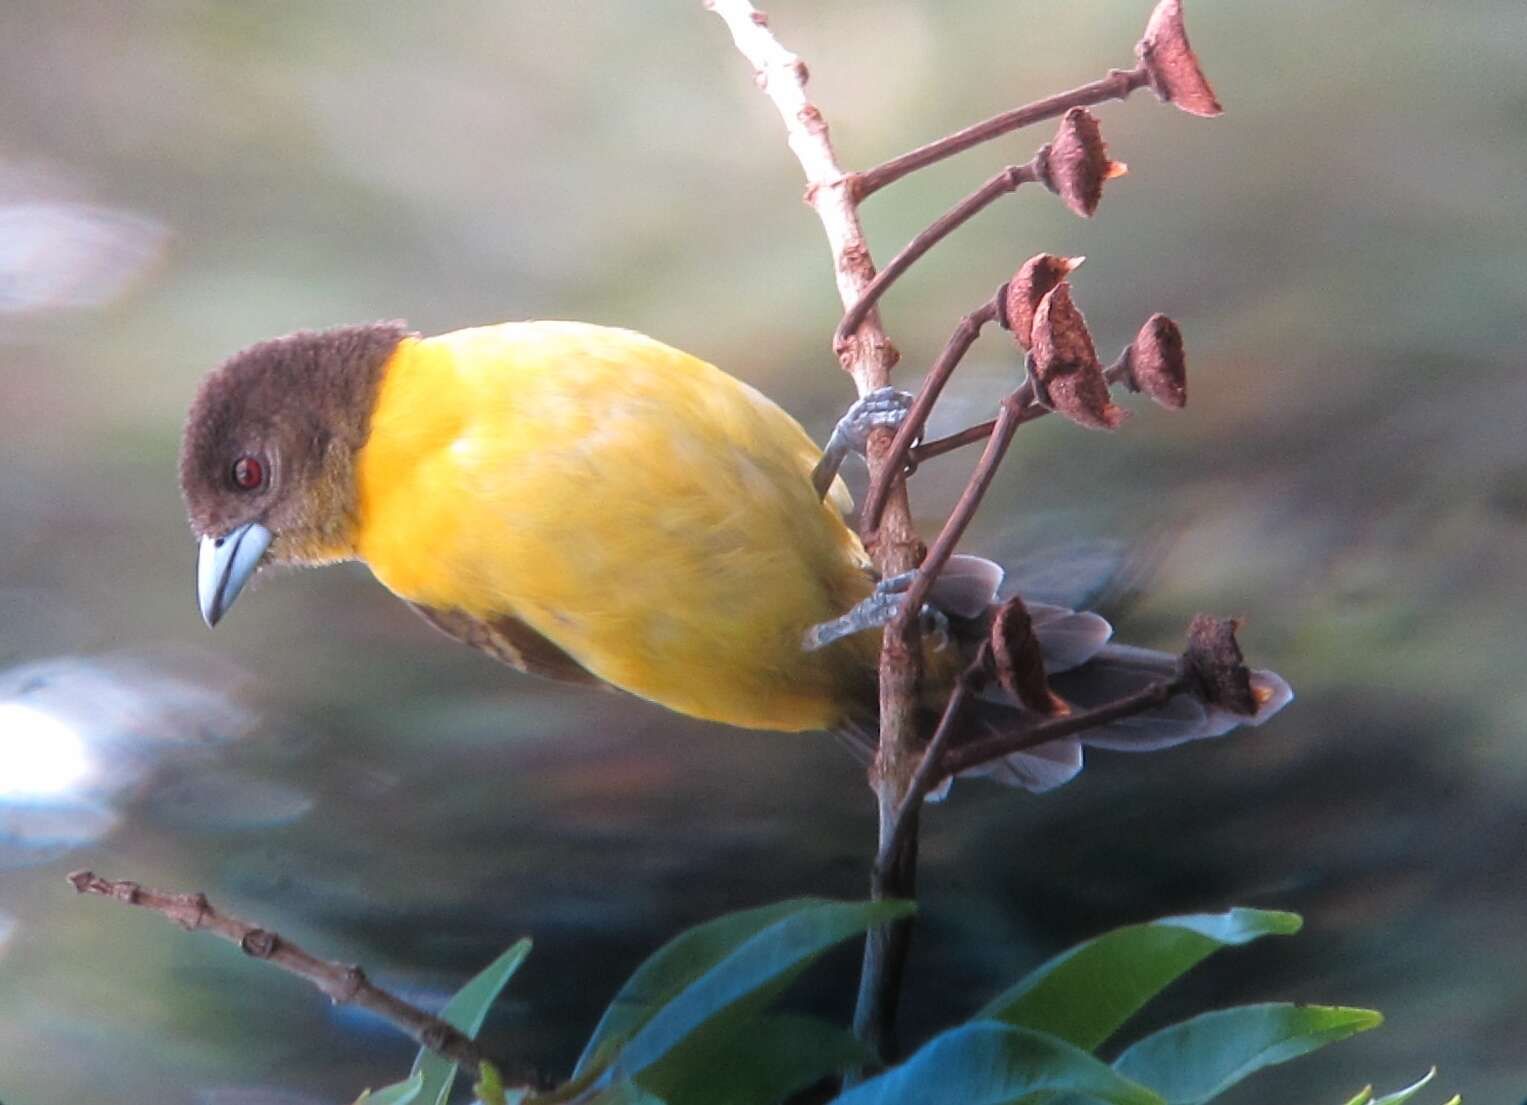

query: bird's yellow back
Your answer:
[353,321,880,731]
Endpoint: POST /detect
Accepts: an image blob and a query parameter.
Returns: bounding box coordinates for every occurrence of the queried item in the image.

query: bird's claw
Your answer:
[803,572,950,652]
[811,388,915,500]
[831,386,915,457]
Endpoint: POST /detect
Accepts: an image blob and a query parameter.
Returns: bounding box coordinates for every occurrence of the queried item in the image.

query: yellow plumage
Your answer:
[353,321,881,731]
[182,317,1294,791]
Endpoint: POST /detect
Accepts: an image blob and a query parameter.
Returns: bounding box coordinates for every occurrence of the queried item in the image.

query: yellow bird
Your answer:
[180,320,1289,791]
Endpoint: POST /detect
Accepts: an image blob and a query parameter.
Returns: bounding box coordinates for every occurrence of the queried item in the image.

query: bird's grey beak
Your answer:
[197,522,272,627]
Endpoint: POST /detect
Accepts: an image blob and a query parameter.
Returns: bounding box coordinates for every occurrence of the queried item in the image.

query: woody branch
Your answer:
[709,0,1223,1063]
[704,0,929,1060]
[67,870,530,1084]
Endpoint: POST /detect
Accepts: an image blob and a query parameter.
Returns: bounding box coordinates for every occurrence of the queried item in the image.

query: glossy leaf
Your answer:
[575,899,819,1076]
[830,1021,1163,1105]
[474,1061,510,1105]
[411,937,533,1105]
[352,1072,425,1105]
[1373,1067,1449,1105]
[606,899,913,1080]
[1113,1003,1382,1105]
[1342,1068,1458,1105]
[637,1014,869,1105]
[978,908,1301,1050]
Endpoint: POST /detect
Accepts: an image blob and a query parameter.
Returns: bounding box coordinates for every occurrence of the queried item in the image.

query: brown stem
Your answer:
[852,66,1150,199]
[706,0,925,1062]
[67,870,526,1082]
[868,663,1191,1050]
[909,354,1131,466]
[852,792,917,1062]
[877,648,988,880]
[861,295,1004,532]
[938,674,1190,777]
[912,418,1001,465]
[890,388,1028,640]
[835,164,1037,354]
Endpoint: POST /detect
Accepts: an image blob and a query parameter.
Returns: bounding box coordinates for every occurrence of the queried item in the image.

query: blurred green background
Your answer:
[2,2,1524,1102]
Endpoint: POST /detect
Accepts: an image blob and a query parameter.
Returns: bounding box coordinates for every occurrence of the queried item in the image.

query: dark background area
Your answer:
[1,3,1524,1102]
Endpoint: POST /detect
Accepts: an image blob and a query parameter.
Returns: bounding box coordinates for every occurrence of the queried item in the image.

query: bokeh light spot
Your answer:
[0,702,93,800]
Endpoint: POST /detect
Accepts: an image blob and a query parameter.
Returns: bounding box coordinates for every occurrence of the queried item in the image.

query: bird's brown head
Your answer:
[179,321,412,626]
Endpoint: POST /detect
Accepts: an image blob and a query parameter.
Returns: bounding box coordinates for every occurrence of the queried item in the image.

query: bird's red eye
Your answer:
[231,455,264,490]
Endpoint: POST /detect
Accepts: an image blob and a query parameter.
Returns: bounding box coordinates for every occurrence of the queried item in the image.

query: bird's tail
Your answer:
[957,631,1293,793]
[834,554,1294,795]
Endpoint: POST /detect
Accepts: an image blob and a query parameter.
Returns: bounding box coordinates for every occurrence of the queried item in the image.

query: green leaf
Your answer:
[352,1072,425,1105]
[1353,1068,1455,1105]
[1371,1068,1436,1105]
[605,899,913,1081]
[475,1061,527,1105]
[1113,1003,1383,1105]
[584,1080,668,1105]
[474,1062,508,1105]
[636,1014,870,1105]
[411,937,533,1105]
[830,1021,1163,1105]
[979,908,1302,1052]
[575,899,822,1077]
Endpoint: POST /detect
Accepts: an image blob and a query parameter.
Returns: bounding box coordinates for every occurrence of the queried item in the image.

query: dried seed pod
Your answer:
[1030,282,1127,430]
[1182,614,1257,715]
[1136,0,1223,117]
[988,596,1069,716]
[1034,108,1127,218]
[1001,254,1084,351]
[1122,313,1187,409]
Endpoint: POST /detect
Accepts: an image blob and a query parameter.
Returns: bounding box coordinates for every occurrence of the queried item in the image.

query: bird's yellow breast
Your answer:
[353,321,879,730]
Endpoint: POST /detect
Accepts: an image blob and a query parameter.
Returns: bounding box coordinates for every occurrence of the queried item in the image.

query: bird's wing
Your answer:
[407,602,606,688]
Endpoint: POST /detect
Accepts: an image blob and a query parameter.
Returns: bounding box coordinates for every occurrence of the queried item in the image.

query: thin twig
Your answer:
[852,790,918,1071]
[860,294,1005,532]
[705,0,927,1061]
[938,673,1190,777]
[876,665,1193,978]
[907,354,1132,467]
[853,652,983,1059]
[68,870,525,1081]
[852,66,1150,199]
[835,164,1037,354]
[888,388,1028,640]
[704,0,898,380]
[877,648,989,881]
[911,417,1001,466]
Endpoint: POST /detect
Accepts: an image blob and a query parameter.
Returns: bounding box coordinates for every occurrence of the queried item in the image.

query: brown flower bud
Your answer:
[1030,282,1127,430]
[1034,108,1127,218]
[1182,614,1257,715]
[1001,254,1084,351]
[1122,313,1187,409]
[988,596,1069,716]
[1136,0,1223,117]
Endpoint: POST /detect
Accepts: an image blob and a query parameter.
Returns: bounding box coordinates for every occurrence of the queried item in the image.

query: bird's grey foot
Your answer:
[811,386,916,499]
[803,572,950,652]
[833,386,915,457]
